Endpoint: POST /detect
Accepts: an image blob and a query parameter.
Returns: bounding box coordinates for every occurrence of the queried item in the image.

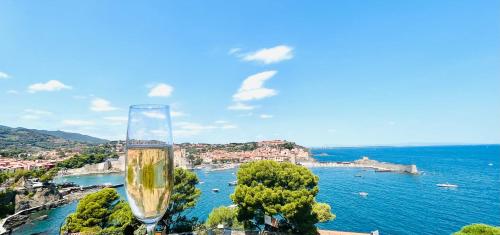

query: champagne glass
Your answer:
[126,104,174,235]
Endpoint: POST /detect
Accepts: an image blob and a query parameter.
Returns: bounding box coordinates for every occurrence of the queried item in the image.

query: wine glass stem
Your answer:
[146,223,155,235]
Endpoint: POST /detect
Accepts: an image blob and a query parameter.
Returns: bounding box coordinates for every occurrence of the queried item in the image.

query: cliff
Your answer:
[14,183,62,212]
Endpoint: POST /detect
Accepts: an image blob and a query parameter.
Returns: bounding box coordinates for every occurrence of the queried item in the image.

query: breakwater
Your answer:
[301,156,418,174]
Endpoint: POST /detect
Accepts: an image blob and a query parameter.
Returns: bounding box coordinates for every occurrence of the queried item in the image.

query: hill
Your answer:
[34,129,107,144]
[0,125,108,156]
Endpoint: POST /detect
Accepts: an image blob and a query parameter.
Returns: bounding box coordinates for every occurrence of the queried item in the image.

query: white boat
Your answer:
[199,181,205,184]
[212,188,220,192]
[228,181,237,186]
[436,183,458,188]
[488,163,493,166]
[359,192,368,197]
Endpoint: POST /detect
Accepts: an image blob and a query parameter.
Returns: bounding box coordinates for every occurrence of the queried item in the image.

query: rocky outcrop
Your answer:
[14,183,62,212]
[1,199,68,233]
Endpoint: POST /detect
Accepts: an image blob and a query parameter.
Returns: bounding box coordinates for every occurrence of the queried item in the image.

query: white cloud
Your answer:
[148,83,173,97]
[21,109,52,120]
[21,115,40,120]
[62,119,95,126]
[221,124,237,129]
[171,111,186,117]
[173,122,217,137]
[233,71,277,101]
[174,122,216,130]
[172,120,238,137]
[6,90,19,94]
[90,98,118,112]
[24,109,52,115]
[0,72,10,79]
[238,112,253,117]
[104,116,128,125]
[142,111,166,119]
[228,48,241,55]
[259,114,273,119]
[213,120,237,129]
[28,80,72,93]
[242,45,293,64]
[151,129,169,137]
[227,102,256,111]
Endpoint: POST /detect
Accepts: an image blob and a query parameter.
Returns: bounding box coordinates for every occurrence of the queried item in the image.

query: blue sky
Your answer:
[0,0,499,146]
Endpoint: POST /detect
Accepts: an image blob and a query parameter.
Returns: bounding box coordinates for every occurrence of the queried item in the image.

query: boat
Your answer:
[488,163,493,166]
[375,169,391,173]
[436,183,458,188]
[199,181,205,184]
[228,181,237,186]
[359,192,368,197]
[212,188,220,192]
[354,174,362,177]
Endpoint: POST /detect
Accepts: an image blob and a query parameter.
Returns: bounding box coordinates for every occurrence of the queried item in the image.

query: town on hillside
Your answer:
[0,140,312,174]
[0,139,312,232]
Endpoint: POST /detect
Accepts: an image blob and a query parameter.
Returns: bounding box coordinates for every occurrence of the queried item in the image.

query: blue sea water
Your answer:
[12,145,500,235]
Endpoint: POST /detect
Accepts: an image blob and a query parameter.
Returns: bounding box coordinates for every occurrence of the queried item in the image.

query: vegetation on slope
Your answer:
[0,125,108,157]
[454,224,500,235]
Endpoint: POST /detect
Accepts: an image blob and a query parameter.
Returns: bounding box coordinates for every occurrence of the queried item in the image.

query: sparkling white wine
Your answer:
[125,146,174,223]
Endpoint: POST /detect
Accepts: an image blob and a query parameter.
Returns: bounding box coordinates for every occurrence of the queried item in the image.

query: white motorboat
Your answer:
[212,188,220,192]
[436,183,458,188]
[359,192,368,197]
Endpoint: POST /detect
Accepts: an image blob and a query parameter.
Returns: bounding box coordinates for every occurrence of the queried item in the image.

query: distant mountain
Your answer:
[34,129,108,144]
[0,125,108,154]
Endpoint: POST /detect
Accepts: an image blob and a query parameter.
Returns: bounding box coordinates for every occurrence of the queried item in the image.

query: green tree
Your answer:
[312,203,335,222]
[61,188,139,234]
[39,167,59,182]
[62,168,202,234]
[0,189,15,219]
[0,172,9,184]
[453,224,500,235]
[161,168,202,233]
[230,160,334,234]
[206,206,244,229]
[281,142,295,150]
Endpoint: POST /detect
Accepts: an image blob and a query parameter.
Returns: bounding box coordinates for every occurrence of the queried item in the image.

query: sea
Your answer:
[12,145,500,235]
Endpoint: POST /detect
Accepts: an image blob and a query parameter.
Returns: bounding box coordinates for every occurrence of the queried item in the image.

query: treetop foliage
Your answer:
[162,168,202,233]
[62,168,202,234]
[205,206,244,229]
[230,160,333,234]
[62,188,139,234]
[454,224,500,235]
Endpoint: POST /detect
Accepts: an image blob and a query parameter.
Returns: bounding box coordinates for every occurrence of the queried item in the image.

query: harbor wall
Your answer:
[301,157,418,174]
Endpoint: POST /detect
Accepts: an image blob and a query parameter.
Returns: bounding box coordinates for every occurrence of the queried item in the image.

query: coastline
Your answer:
[0,183,124,234]
[58,169,123,177]
[300,157,419,174]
